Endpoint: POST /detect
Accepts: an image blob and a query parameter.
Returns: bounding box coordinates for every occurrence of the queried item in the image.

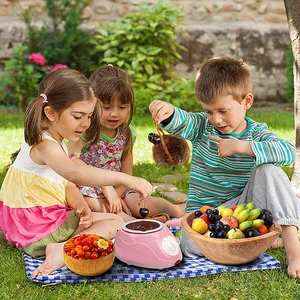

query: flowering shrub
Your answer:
[0,46,68,112]
[28,53,46,65]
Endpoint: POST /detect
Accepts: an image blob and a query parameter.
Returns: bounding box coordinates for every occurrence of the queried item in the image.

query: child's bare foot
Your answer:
[151,213,170,223]
[286,248,300,278]
[270,237,284,248]
[31,243,65,277]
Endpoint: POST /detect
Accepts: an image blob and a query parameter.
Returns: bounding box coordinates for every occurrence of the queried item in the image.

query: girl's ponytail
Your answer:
[24,95,48,145]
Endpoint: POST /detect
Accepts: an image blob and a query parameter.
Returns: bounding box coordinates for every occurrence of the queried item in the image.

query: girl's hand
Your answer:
[77,205,93,229]
[149,100,175,124]
[102,186,123,214]
[121,198,132,216]
[126,176,153,200]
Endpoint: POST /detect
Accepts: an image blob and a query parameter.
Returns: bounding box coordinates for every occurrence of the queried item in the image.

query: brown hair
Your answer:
[195,57,252,104]
[24,68,101,146]
[89,65,135,157]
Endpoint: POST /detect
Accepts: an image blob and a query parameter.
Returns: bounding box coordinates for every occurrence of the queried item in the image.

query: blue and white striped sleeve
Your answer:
[162,107,206,142]
[249,124,295,166]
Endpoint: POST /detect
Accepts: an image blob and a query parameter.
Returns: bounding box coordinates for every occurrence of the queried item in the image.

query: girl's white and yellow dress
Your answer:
[0,134,73,249]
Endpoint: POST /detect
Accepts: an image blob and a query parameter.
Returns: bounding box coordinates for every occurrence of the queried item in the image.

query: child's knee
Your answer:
[112,214,125,226]
[255,164,287,178]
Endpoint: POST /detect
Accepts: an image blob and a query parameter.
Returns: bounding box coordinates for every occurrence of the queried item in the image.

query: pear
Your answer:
[226,228,245,240]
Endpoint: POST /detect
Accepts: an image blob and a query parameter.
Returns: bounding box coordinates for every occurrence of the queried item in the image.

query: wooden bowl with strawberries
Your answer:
[181,211,281,265]
[63,234,115,276]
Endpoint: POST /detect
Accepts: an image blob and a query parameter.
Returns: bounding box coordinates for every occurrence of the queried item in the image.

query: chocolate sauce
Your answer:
[125,220,160,232]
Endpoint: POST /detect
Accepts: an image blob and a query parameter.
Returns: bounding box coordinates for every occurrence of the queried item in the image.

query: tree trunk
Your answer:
[284,0,300,189]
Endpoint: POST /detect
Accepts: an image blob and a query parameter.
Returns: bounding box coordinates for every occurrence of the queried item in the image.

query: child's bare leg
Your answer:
[281,225,300,278]
[31,243,65,277]
[85,196,110,212]
[125,193,186,218]
[32,213,124,277]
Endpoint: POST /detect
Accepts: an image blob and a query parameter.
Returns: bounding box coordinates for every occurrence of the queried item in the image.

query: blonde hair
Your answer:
[89,65,135,157]
[24,68,101,146]
[195,57,252,104]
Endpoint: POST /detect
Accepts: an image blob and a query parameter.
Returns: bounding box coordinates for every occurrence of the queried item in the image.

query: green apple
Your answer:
[226,228,245,239]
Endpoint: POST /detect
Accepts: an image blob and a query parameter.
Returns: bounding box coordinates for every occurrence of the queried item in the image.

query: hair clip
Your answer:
[40,93,48,104]
[107,64,114,67]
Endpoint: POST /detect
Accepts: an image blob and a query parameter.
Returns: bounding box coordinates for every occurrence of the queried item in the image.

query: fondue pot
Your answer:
[114,219,182,269]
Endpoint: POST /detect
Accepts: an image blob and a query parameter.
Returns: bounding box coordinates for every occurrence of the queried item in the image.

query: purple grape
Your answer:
[262,209,272,216]
[152,135,161,145]
[148,133,161,145]
[139,207,149,218]
[212,209,219,215]
[223,224,230,232]
[205,209,213,215]
[194,210,202,218]
[216,231,226,239]
[244,227,255,238]
[208,224,216,232]
[263,213,273,227]
[148,133,154,143]
[215,221,223,226]
[210,231,218,238]
[215,224,224,232]
[207,213,216,223]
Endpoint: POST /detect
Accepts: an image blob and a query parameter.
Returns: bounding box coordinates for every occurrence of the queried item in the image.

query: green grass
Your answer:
[0,105,299,298]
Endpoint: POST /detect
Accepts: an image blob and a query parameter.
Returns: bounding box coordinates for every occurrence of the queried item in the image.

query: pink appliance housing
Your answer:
[114,219,182,269]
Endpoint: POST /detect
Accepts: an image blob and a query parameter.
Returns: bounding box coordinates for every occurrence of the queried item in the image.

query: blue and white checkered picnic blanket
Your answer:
[24,226,281,285]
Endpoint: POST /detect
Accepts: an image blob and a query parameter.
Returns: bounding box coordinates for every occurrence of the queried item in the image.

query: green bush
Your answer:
[92,1,186,91]
[23,0,94,75]
[135,78,201,114]
[0,46,45,112]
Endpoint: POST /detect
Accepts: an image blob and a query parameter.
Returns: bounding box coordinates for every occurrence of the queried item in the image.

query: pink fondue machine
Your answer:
[114,219,182,269]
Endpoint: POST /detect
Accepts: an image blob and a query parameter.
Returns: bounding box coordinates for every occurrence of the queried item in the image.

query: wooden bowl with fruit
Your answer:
[181,203,282,265]
[63,234,115,276]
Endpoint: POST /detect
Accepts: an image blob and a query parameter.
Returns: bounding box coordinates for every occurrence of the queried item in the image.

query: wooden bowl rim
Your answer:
[181,211,282,244]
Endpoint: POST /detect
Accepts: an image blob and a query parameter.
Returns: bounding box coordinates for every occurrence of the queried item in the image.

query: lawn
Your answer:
[0,104,299,299]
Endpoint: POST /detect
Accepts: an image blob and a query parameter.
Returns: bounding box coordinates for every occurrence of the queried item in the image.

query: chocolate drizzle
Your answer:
[125,220,160,232]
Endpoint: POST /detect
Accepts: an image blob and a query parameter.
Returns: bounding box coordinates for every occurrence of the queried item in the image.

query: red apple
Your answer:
[200,213,211,225]
[220,215,239,228]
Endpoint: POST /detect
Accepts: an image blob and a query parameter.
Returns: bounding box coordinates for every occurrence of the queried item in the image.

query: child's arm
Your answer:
[149,100,175,124]
[113,151,134,215]
[207,135,255,157]
[65,182,93,229]
[33,139,153,199]
[208,127,295,166]
[101,186,123,214]
[115,151,133,196]
[149,100,206,142]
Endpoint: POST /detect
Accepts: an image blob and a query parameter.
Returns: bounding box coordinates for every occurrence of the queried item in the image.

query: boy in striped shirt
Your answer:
[149,56,300,278]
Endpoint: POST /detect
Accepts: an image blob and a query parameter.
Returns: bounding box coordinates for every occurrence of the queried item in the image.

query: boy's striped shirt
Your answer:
[162,107,295,211]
